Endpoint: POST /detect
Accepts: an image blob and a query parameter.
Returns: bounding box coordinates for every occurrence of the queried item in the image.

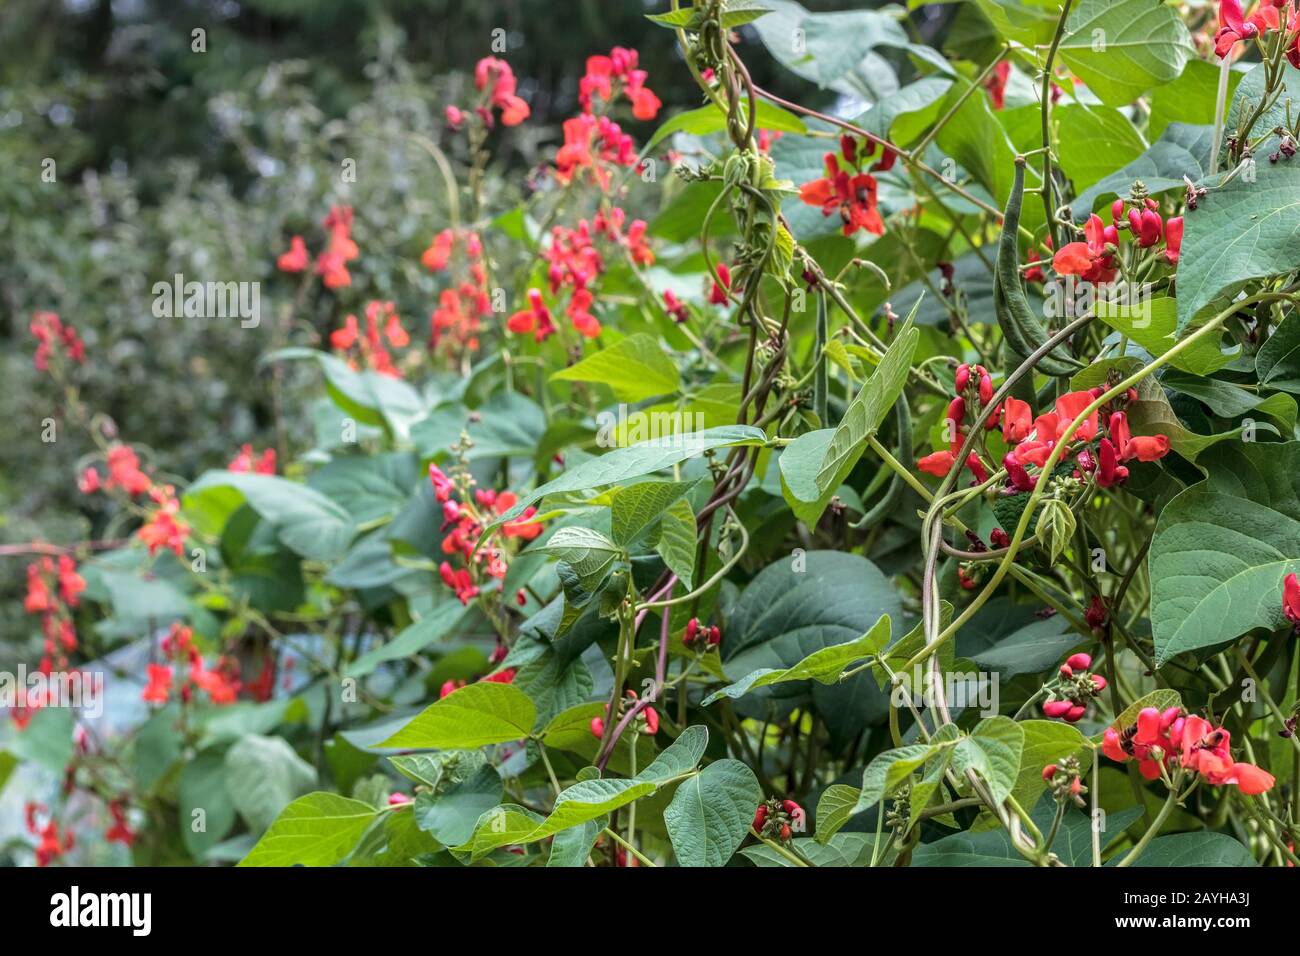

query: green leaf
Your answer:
[224,734,316,832]
[1150,442,1300,664]
[345,601,468,679]
[483,425,767,533]
[854,743,939,812]
[238,793,378,867]
[264,347,425,440]
[179,749,237,857]
[609,480,696,546]
[1177,155,1300,332]
[655,497,698,589]
[535,526,625,594]
[1256,313,1300,391]
[1097,298,1231,376]
[412,392,546,462]
[550,334,680,402]
[1121,831,1257,867]
[185,471,356,563]
[639,724,710,782]
[815,316,919,493]
[1058,0,1195,107]
[952,716,1024,807]
[1053,104,1147,191]
[664,759,762,867]
[814,783,862,844]
[308,452,418,525]
[381,682,538,749]
[704,615,890,704]
[645,100,806,151]
[1035,498,1076,565]
[413,765,504,846]
[1005,721,1089,827]
[547,818,605,867]
[1149,60,1241,142]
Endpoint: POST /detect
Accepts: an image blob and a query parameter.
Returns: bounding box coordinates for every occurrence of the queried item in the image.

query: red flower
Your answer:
[663,289,689,324]
[1163,216,1183,264]
[422,229,455,271]
[1214,0,1278,58]
[1052,214,1118,284]
[228,444,277,475]
[105,801,136,847]
[106,444,152,496]
[276,236,308,273]
[475,57,530,126]
[142,664,173,704]
[1128,205,1163,247]
[709,263,732,305]
[507,289,557,342]
[985,61,1011,110]
[917,450,956,477]
[1283,572,1300,626]
[137,484,188,557]
[1002,397,1033,444]
[315,205,359,290]
[1096,438,1129,488]
[798,152,884,237]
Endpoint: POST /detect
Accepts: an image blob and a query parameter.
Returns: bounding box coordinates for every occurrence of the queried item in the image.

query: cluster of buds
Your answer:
[275,204,359,290]
[30,311,86,373]
[25,803,74,867]
[141,623,241,707]
[752,798,805,842]
[915,363,1001,485]
[682,617,721,650]
[423,228,493,361]
[1268,134,1297,163]
[590,689,659,739]
[1041,652,1106,723]
[1042,755,1088,808]
[22,555,85,679]
[329,300,410,378]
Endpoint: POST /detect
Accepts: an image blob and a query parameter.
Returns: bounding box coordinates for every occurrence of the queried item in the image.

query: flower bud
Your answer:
[1066,652,1092,671]
[955,363,970,393]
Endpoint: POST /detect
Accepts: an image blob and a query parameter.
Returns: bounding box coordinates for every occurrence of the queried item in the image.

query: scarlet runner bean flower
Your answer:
[1283,572,1300,627]
[473,56,530,126]
[315,205,360,290]
[329,300,410,376]
[985,61,1011,110]
[682,617,721,649]
[579,47,661,120]
[662,289,690,324]
[276,235,308,273]
[709,263,732,304]
[1052,214,1119,284]
[797,135,892,237]
[26,805,74,867]
[1214,0,1280,58]
[1104,707,1275,794]
[140,624,240,707]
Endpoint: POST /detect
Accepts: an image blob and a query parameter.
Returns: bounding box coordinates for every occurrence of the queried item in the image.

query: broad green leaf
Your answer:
[610,480,696,546]
[224,734,316,832]
[484,425,767,533]
[535,526,625,594]
[1058,0,1194,107]
[1256,312,1300,390]
[655,497,698,589]
[742,832,882,867]
[639,725,710,782]
[815,316,919,493]
[1121,831,1258,867]
[1072,123,1212,219]
[1149,60,1241,141]
[1053,104,1147,191]
[1004,721,1089,830]
[704,615,890,703]
[1096,298,1231,375]
[971,0,1061,47]
[238,793,378,867]
[1177,156,1300,332]
[179,748,237,856]
[814,783,862,844]
[547,818,605,867]
[381,682,537,749]
[952,717,1024,807]
[411,392,546,462]
[185,471,356,563]
[550,334,680,402]
[264,348,425,440]
[413,765,504,846]
[308,452,418,525]
[967,617,1081,679]
[664,759,762,867]
[1150,442,1300,663]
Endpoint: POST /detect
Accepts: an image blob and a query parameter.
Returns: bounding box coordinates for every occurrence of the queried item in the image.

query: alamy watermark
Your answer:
[891,666,1000,718]
[152,273,260,328]
[0,665,104,720]
[595,404,707,450]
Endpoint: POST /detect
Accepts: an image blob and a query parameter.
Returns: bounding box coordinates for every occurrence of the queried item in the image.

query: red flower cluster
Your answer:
[141,623,240,706]
[1214,0,1281,58]
[683,617,721,649]
[554,113,642,188]
[330,300,410,377]
[22,555,84,679]
[472,56,531,127]
[1041,652,1106,723]
[1103,707,1275,794]
[590,689,659,739]
[227,444,277,475]
[80,442,190,558]
[985,61,1011,110]
[916,363,999,483]
[797,135,894,237]
[30,311,86,372]
[752,799,805,842]
[579,47,661,121]
[137,484,189,557]
[1054,199,1181,281]
[430,463,543,606]
[25,804,74,867]
[423,229,493,358]
[276,205,360,290]
[104,800,136,847]
[998,388,1169,493]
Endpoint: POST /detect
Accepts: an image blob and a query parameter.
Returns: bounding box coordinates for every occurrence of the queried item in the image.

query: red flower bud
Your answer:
[989,528,1010,549]
[1090,674,1107,693]
[707,625,721,646]
[1043,699,1072,718]
[753,805,768,831]
[1042,763,1057,781]
[1059,664,1073,679]
[1002,452,1036,492]
[780,823,792,842]
[1065,705,1087,722]
[642,706,659,735]
[978,371,993,406]
[590,717,605,738]
[955,363,971,393]
[684,617,699,645]
[1066,652,1092,671]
